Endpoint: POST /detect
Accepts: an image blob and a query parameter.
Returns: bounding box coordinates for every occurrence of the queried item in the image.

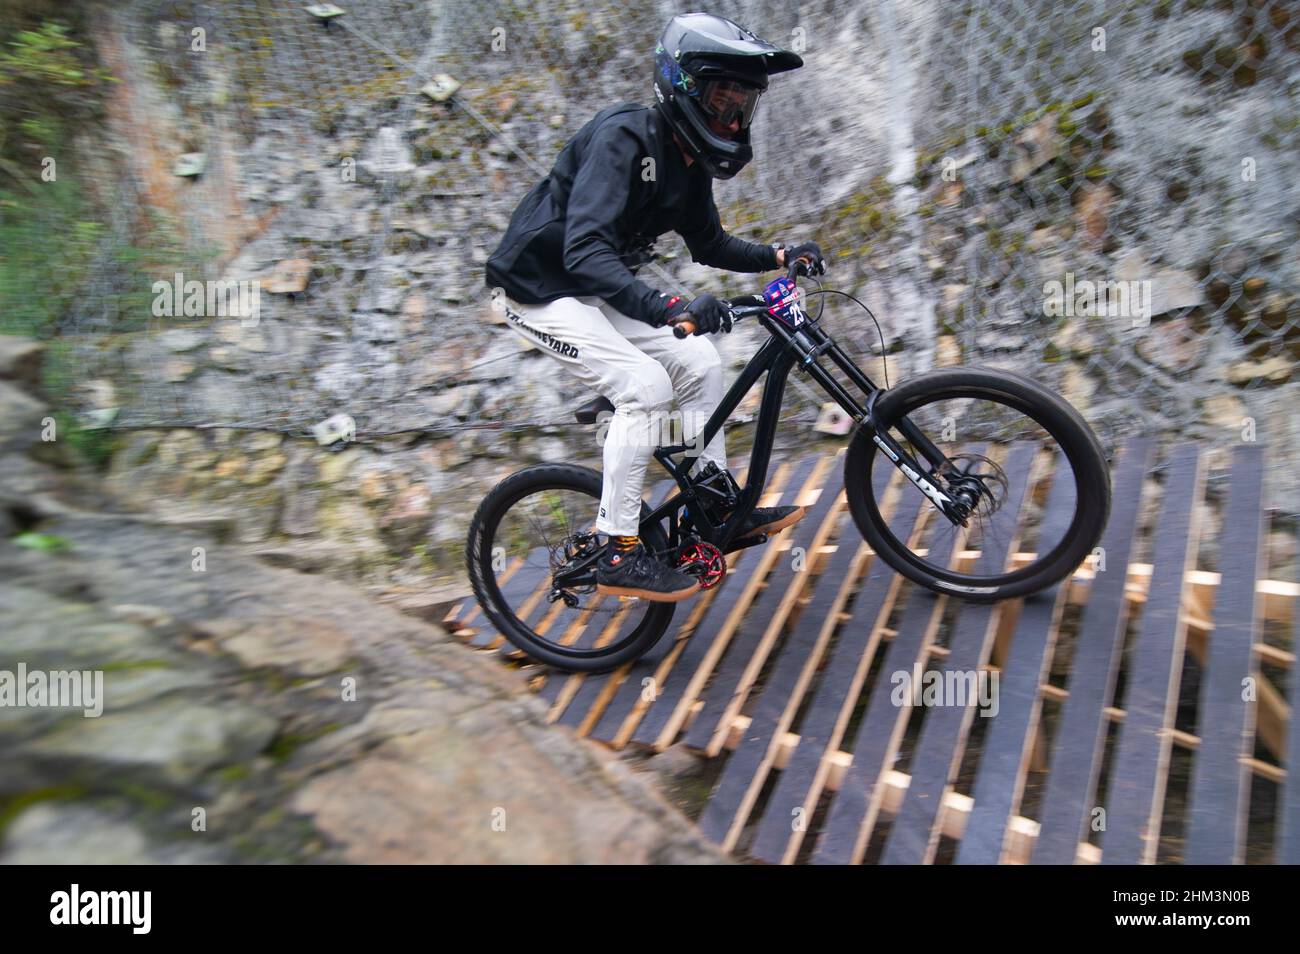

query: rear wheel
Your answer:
[845,367,1111,602]
[465,463,676,671]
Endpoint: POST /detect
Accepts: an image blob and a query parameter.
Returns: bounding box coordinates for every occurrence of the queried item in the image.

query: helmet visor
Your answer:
[698,78,763,130]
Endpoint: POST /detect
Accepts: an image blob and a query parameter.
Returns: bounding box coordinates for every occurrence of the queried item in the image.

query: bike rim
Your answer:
[478,481,661,659]
[864,387,1094,588]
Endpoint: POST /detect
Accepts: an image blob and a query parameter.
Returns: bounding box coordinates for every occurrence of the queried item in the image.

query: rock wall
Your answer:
[42,0,1300,595]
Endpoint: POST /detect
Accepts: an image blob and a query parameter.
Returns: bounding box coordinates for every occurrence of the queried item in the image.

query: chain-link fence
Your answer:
[33,0,1300,471]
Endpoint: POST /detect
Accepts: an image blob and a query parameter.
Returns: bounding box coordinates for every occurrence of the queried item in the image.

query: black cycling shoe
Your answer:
[596,542,698,602]
[728,503,806,541]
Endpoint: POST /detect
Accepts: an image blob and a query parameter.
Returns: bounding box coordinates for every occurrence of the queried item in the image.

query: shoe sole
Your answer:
[596,583,698,603]
[737,505,807,541]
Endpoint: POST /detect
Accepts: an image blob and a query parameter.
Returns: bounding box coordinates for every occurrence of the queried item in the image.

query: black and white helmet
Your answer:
[652,13,803,180]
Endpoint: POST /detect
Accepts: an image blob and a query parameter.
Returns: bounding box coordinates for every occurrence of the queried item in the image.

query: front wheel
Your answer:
[845,367,1112,603]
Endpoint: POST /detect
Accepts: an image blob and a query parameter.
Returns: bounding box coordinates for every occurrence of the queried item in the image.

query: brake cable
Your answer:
[799,285,892,390]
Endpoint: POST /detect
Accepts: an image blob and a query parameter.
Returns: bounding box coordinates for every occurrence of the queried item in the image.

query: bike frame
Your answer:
[641,299,969,555]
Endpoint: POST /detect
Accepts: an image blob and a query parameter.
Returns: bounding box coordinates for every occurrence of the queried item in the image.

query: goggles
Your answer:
[698,78,763,130]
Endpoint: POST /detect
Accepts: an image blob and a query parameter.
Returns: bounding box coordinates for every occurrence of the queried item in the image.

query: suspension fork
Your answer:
[818,336,951,475]
[788,323,970,525]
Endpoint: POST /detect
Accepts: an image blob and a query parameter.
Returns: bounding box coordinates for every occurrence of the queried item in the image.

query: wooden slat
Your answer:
[1030,438,1155,863]
[470,550,552,648]
[880,441,1039,864]
[1282,537,1300,862]
[1101,444,1204,864]
[542,602,632,719]
[954,452,1078,864]
[630,456,822,749]
[683,466,847,755]
[749,478,918,865]
[698,466,887,849]
[811,447,981,865]
[1184,444,1266,864]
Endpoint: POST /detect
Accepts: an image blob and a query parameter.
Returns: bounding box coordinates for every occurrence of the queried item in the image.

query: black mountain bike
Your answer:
[466,262,1111,671]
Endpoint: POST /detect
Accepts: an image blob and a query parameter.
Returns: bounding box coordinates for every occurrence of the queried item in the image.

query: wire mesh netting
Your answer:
[37,0,1300,478]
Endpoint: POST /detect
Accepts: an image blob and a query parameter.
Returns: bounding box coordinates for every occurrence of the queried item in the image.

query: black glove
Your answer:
[783,241,827,276]
[664,292,731,335]
[684,293,732,335]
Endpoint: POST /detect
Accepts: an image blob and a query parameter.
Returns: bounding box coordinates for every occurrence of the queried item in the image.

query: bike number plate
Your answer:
[763,276,807,328]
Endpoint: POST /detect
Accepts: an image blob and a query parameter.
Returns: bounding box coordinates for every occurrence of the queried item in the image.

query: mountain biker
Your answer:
[484,12,827,602]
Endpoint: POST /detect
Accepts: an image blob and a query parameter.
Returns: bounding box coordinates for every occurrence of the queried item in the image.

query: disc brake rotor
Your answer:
[944,452,1009,520]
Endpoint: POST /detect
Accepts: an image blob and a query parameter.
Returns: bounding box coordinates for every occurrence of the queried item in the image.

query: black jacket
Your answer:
[484,103,778,327]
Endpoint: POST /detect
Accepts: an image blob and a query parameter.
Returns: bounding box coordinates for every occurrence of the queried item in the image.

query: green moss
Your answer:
[13,532,70,552]
[266,722,346,763]
[99,659,172,672]
[111,781,172,812]
[215,763,253,783]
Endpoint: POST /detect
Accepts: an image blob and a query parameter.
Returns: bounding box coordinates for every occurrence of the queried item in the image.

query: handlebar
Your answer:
[670,258,812,338]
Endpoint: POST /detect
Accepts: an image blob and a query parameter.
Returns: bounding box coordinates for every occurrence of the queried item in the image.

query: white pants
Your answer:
[500,295,728,536]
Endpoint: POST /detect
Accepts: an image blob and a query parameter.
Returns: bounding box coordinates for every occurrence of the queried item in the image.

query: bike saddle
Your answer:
[573,394,615,424]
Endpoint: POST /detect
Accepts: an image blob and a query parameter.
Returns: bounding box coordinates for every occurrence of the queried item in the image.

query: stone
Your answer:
[0,587,167,669]
[1076,183,1114,250]
[1051,321,1093,358]
[317,447,357,484]
[157,328,206,353]
[357,266,407,313]
[423,389,466,417]
[939,283,968,317]
[378,483,435,549]
[1009,114,1061,183]
[1060,364,1092,415]
[1135,316,1207,372]
[241,452,287,486]
[0,380,48,454]
[1226,356,1291,385]
[935,334,961,367]
[103,665,214,711]
[264,258,312,294]
[0,805,152,865]
[1201,393,1249,432]
[644,742,705,782]
[1115,250,1203,317]
[0,803,225,864]
[0,336,44,388]
[163,356,195,382]
[216,321,267,352]
[290,710,722,864]
[28,699,278,786]
[197,616,352,675]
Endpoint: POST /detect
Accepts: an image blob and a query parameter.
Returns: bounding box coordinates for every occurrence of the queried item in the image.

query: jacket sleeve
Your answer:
[562,124,671,327]
[679,188,780,273]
